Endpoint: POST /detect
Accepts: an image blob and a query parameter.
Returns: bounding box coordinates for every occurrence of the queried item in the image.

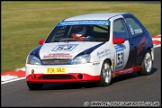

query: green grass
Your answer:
[1,1,161,73]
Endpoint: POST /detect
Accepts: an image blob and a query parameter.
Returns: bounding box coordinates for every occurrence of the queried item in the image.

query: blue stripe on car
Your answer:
[75,42,105,57]
[30,45,42,59]
[70,42,105,64]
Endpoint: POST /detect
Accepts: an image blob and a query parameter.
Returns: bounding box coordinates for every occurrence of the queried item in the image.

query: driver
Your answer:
[71,25,93,41]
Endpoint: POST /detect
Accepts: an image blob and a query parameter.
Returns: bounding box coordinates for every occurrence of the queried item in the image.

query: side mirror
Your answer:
[39,40,45,45]
[113,38,125,44]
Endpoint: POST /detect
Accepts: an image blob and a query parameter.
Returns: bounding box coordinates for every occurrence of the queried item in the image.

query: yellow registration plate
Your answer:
[47,68,66,74]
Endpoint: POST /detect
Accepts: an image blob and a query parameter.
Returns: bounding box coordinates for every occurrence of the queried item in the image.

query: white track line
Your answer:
[154,44,161,48]
[1,77,25,84]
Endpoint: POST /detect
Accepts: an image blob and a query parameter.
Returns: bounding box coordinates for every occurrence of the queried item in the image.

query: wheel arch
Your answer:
[103,58,112,67]
[99,58,112,74]
[142,47,154,64]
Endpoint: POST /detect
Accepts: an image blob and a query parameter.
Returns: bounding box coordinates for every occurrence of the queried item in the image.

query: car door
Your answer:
[112,18,132,71]
[124,16,146,68]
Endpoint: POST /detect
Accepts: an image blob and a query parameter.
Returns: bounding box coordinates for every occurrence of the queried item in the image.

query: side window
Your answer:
[93,25,108,33]
[92,25,109,41]
[125,18,143,37]
[113,19,129,40]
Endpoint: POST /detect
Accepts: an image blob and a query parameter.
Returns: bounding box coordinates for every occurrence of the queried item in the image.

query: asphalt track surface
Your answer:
[1,47,161,107]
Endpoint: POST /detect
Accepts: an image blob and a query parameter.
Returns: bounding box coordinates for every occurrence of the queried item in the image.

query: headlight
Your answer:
[27,55,41,65]
[72,54,90,64]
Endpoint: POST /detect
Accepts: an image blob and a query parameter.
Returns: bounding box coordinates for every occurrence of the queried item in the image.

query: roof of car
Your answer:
[63,13,128,21]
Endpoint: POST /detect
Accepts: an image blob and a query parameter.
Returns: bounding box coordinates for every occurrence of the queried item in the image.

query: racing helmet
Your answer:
[72,25,93,41]
[72,25,87,36]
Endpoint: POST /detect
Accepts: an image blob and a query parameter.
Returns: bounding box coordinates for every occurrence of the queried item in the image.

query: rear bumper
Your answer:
[26,73,100,83]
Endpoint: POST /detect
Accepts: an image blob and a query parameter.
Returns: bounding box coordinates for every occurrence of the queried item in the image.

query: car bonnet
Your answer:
[39,42,105,60]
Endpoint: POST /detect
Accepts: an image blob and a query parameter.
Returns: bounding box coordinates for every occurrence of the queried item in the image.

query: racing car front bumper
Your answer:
[25,63,101,83]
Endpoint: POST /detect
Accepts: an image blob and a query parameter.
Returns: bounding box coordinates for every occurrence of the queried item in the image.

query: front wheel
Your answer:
[139,51,153,75]
[99,61,112,86]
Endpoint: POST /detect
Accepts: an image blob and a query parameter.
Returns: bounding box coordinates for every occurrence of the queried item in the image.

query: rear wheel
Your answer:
[99,61,112,86]
[139,51,152,75]
[27,82,43,90]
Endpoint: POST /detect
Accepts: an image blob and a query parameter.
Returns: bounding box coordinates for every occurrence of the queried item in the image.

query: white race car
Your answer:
[25,13,154,90]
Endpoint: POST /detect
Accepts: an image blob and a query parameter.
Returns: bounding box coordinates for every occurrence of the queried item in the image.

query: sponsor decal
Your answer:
[93,62,100,65]
[115,45,124,69]
[112,62,115,70]
[134,28,143,34]
[112,55,116,70]
[129,24,135,35]
[97,49,111,59]
[113,68,133,76]
[57,20,110,26]
[43,53,72,59]
[118,68,133,74]
[52,44,78,51]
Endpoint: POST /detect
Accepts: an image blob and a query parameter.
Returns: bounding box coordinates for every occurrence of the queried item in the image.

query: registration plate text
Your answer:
[47,68,66,74]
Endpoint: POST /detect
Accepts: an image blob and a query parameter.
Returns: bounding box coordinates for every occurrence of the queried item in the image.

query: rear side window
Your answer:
[125,18,143,37]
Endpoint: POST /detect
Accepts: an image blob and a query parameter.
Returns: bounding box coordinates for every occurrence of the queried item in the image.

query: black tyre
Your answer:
[27,82,43,90]
[139,51,153,75]
[99,61,112,86]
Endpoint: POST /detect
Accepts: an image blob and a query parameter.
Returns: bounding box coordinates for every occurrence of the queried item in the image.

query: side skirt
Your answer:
[112,66,141,78]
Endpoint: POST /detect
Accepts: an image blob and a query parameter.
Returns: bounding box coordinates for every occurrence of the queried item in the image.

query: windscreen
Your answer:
[45,20,110,43]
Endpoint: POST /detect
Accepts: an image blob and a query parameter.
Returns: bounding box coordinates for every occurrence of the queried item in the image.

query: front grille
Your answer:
[42,59,71,65]
[39,75,75,80]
